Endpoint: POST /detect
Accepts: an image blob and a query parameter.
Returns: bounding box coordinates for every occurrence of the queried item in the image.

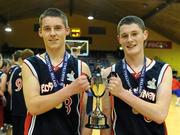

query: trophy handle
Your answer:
[107,72,117,97]
[81,73,93,95]
[107,72,117,82]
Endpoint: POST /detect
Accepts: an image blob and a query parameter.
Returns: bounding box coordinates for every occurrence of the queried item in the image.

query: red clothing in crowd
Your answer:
[172,78,180,90]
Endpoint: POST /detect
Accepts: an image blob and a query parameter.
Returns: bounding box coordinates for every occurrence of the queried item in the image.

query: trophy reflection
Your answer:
[85,72,109,129]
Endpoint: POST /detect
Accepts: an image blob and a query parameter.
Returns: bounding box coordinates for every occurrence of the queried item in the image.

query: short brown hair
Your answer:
[39,8,68,28]
[21,49,34,60]
[12,50,22,61]
[117,15,146,35]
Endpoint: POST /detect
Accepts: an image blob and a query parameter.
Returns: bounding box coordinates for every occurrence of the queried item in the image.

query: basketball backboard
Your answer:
[66,40,89,57]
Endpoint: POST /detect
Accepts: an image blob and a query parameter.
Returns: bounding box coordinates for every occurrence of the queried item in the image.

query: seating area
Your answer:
[79,51,117,74]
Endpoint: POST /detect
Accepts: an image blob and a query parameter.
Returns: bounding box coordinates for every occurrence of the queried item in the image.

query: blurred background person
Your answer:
[0,53,7,131]
[8,49,34,135]
[172,71,180,106]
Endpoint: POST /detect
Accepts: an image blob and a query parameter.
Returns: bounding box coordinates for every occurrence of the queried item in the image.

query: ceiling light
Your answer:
[4,24,12,32]
[88,16,94,20]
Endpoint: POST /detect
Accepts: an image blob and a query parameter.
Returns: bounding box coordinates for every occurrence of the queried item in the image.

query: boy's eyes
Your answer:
[54,26,62,30]
[131,32,138,36]
[42,26,63,31]
[43,27,51,31]
[121,32,138,38]
[121,34,127,38]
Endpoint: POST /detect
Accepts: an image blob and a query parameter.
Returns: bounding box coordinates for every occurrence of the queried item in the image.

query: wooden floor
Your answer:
[92,94,180,135]
[166,94,180,135]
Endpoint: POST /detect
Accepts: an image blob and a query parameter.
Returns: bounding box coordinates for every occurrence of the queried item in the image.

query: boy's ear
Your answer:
[38,28,42,38]
[143,30,148,40]
[66,27,70,36]
[117,35,121,44]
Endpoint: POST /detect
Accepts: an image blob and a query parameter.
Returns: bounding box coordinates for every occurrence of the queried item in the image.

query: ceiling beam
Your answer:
[69,0,74,16]
[0,15,7,25]
[142,0,176,20]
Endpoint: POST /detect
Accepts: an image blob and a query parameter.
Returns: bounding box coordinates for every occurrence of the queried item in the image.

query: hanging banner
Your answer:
[145,41,172,49]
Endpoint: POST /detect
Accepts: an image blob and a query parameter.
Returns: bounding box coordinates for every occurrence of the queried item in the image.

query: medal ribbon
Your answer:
[122,58,146,96]
[45,51,68,91]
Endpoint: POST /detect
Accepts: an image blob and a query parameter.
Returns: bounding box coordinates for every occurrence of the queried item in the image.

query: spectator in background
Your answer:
[1,58,12,128]
[172,70,180,106]
[6,50,23,134]
[1,58,12,74]
[0,53,7,129]
[21,49,34,60]
[8,49,34,135]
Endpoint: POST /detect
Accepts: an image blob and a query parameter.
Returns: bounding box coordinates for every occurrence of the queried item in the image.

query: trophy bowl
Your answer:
[85,73,109,129]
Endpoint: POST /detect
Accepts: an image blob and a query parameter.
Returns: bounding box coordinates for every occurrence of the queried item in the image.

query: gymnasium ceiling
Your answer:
[0,0,180,44]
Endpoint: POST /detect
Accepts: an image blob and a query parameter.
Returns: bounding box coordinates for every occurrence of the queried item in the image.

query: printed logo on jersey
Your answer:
[15,78,23,91]
[128,88,141,95]
[64,97,72,115]
[40,82,73,114]
[41,82,53,93]
[131,88,139,95]
[67,71,75,82]
[147,78,157,89]
[128,87,156,102]
[140,90,155,102]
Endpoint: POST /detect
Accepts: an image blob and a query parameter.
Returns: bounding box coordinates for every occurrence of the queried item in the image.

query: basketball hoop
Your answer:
[65,40,89,57]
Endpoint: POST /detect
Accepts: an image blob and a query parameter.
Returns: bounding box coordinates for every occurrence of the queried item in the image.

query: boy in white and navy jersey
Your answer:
[22,8,91,135]
[101,16,172,135]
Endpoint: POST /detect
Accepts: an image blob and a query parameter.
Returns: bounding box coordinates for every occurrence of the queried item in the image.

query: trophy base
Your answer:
[85,114,109,129]
[85,123,109,129]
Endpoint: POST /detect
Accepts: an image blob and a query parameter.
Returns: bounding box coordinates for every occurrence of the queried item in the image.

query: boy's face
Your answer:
[117,23,148,56]
[39,16,70,50]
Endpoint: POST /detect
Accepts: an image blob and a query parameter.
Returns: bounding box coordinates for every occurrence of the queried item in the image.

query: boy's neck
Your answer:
[45,47,66,66]
[125,54,146,73]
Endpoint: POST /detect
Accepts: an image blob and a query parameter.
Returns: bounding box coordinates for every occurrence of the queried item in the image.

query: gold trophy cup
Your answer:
[85,73,109,129]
